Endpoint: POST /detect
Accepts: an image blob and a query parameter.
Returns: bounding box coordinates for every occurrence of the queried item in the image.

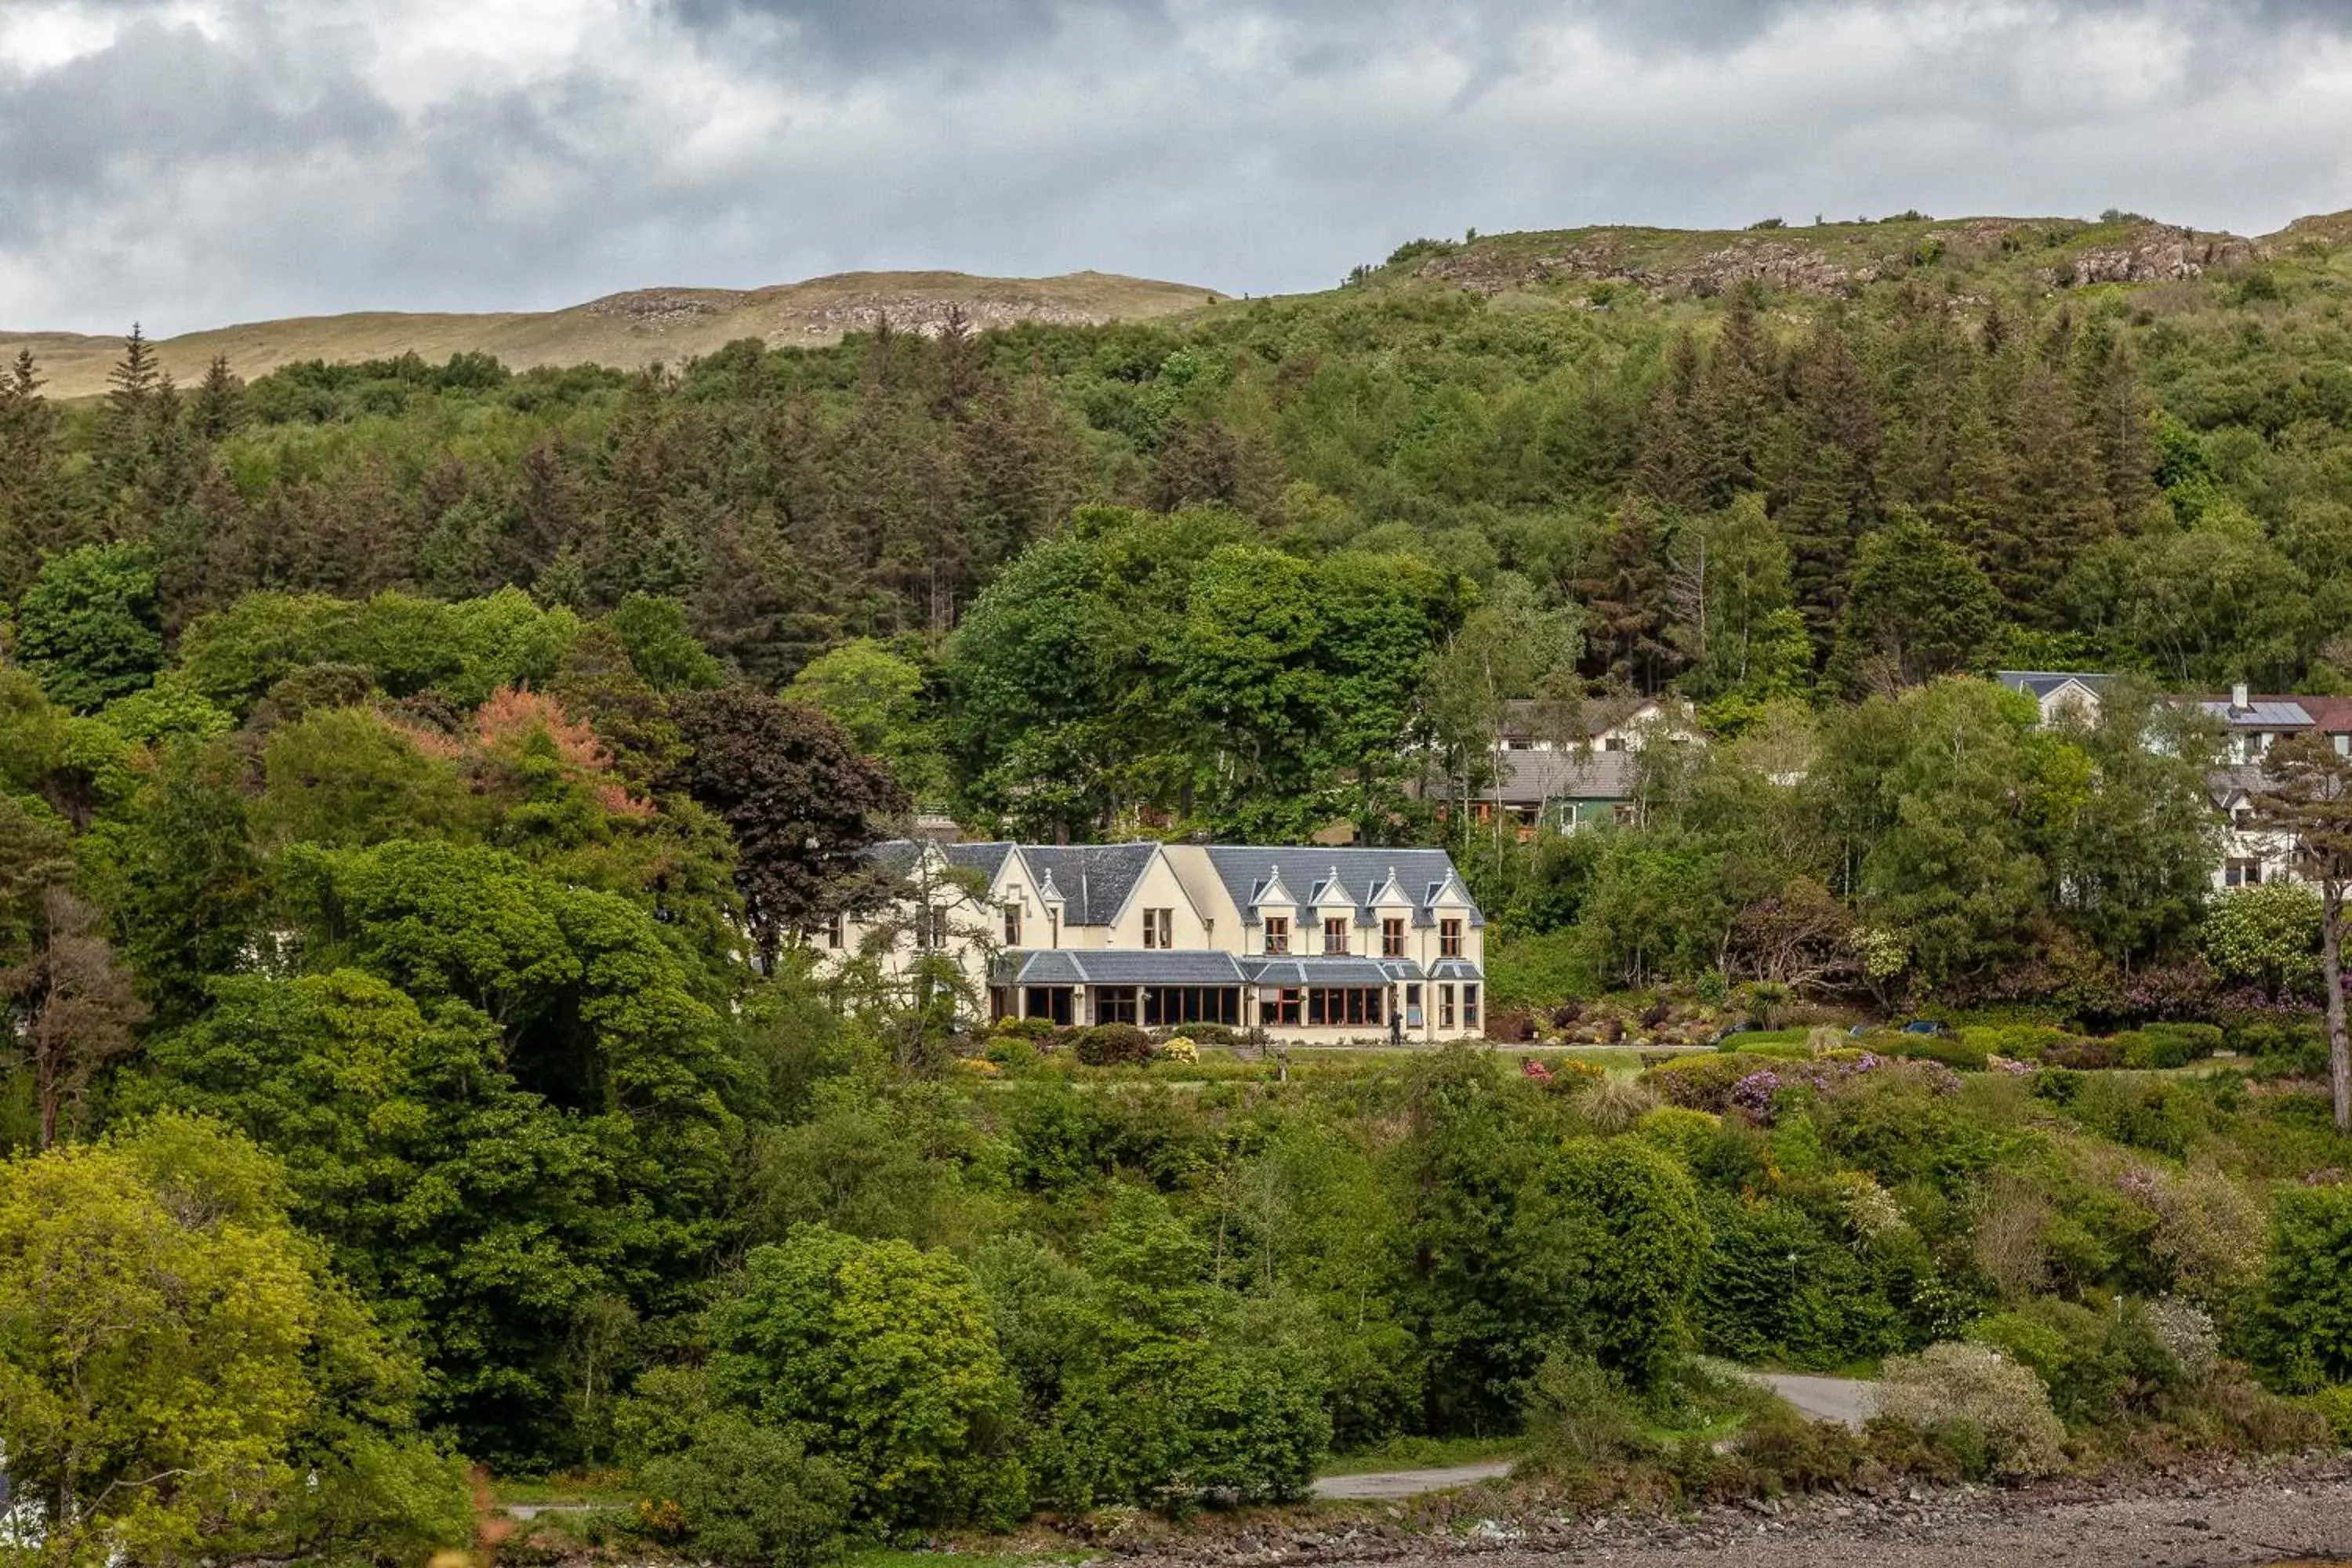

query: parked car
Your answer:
[1709,1021,1757,1047]
[1902,1019,1956,1039]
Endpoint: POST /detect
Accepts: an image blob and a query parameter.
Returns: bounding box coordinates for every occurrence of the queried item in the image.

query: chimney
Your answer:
[2231,682,2251,713]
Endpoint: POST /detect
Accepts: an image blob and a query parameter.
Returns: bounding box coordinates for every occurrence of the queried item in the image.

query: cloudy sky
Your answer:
[5,0,2352,335]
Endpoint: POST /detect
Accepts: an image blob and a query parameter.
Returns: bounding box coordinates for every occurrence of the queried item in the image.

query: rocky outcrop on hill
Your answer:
[1414,217,2263,300]
[2063,224,2263,285]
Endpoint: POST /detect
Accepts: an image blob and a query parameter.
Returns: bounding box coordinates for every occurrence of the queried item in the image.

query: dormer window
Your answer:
[1323,916,1348,955]
[1264,916,1289,955]
[1381,917,1405,957]
[1439,917,1463,958]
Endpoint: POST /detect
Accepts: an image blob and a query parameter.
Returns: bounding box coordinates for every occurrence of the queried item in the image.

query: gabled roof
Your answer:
[865,839,1021,883]
[1364,866,1414,909]
[1997,670,2114,700]
[1016,843,1160,926]
[1202,846,1483,929]
[1305,866,1360,910]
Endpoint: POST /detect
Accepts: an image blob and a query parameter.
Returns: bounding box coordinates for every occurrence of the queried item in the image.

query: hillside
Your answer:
[2,268,1224,397]
[1339,211,2328,302]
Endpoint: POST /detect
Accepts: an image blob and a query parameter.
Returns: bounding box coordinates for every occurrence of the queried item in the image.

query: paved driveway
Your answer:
[1312,1459,1515,1500]
[1749,1371,1878,1429]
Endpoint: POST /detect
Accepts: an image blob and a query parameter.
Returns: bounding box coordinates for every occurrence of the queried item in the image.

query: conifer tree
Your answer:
[1577,495,1679,693]
[2075,321,2159,528]
[96,325,161,494]
[1774,318,1880,653]
[0,349,65,595]
[1696,283,1776,501]
[192,354,245,441]
[1635,331,1713,509]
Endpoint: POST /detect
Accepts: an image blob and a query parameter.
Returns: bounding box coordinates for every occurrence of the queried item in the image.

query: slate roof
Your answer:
[865,839,1021,880]
[1018,843,1160,926]
[998,949,1248,985]
[1997,670,2114,701]
[2198,698,2314,728]
[1240,956,1399,987]
[1426,958,1487,981]
[1200,845,1484,930]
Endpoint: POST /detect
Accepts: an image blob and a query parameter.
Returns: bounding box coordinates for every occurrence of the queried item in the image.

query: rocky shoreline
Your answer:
[1114,1455,2352,1568]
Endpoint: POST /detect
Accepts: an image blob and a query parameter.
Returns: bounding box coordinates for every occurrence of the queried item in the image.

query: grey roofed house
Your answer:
[1199,845,1485,930]
[1009,843,1160,926]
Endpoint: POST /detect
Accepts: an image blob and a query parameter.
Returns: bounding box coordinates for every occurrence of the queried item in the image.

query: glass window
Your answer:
[1024,986,1073,1025]
[1003,903,1022,946]
[1439,918,1463,958]
[825,913,844,949]
[1323,917,1348,954]
[1464,985,1480,1030]
[1094,986,1138,1025]
[1439,984,1456,1029]
[1143,909,1174,949]
[1264,916,1289,954]
[2225,858,2264,887]
[1259,987,1302,1026]
[1405,983,1423,1026]
[1381,918,1405,957]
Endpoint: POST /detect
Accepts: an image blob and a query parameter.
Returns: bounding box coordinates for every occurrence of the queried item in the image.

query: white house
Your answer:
[821,840,1488,1043]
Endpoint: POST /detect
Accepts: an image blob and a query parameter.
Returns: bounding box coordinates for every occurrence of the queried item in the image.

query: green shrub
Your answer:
[2114,1024,2224,1070]
[1890,1035,1991,1071]
[1519,1353,1652,1472]
[994,1015,1057,1040]
[1636,1105,1720,1164]
[2251,1183,2352,1392]
[1643,1052,1764,1112]
[1073,1023,1152,1065]
[707,1226,1027,1529]
[1171,1022,1239,1047]
[2308,1385,2352,1446]
[1877,1342,2067,1479]
[1961,1023,2079,1062]
[636,1414,852,1568]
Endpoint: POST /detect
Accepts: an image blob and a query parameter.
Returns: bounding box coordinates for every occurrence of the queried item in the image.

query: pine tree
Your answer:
[2074,320,2159,528]
[1577,495,1680,693]
[1696,282,1776,500]
[1635,331,1714,508]
[1773,318,1880,654]
[98,325,164,492]
[192,354,244,441]
[0,350,65,597]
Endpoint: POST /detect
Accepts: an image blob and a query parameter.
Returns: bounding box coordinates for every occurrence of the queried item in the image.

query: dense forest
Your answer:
[12,214,2352,1564]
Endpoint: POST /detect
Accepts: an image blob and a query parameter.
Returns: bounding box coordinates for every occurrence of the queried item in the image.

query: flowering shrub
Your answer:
[1731,1068,1782,1121]
[1878,1342,2067,1479]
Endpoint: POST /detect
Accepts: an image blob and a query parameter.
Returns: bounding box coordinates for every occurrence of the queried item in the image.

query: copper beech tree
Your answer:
[2251,731,2352,1132]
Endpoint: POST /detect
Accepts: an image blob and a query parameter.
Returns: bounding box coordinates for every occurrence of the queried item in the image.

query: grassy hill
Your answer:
[4,268,1225,398]
[1337,212,2326,303]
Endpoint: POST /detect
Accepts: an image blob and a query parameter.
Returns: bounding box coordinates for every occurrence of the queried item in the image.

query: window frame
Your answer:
[1439,917,1463,958]
[1323,916,1348,955]
[1263,916,1290,954]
